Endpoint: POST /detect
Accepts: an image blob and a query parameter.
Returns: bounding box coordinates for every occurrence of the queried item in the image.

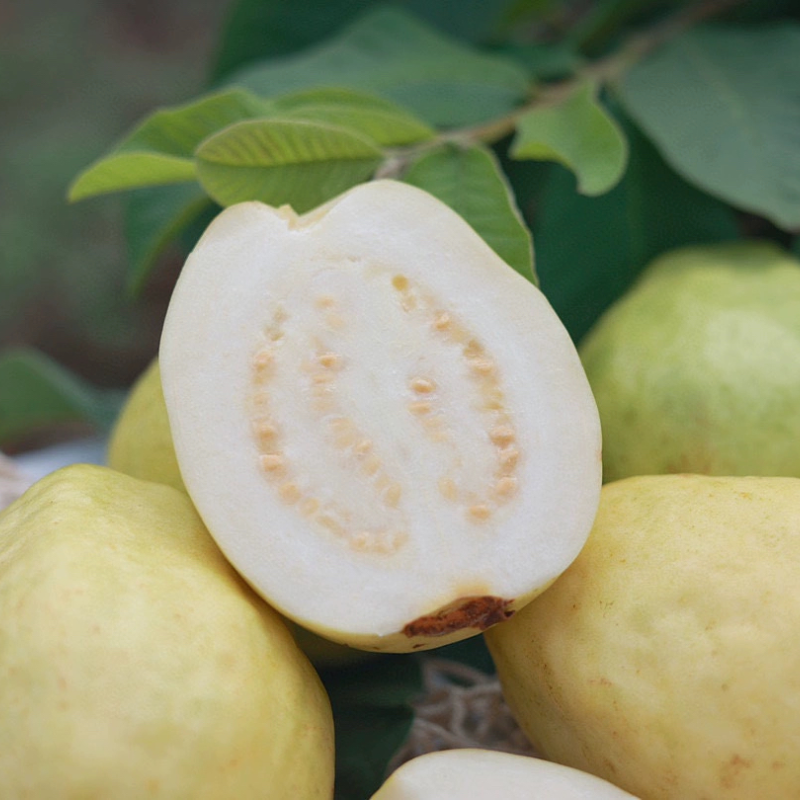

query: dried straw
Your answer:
[389,656,537,771]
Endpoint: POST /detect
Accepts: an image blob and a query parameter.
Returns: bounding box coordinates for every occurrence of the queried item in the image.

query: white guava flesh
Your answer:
[370,749,640,799]
[160,179,602,652]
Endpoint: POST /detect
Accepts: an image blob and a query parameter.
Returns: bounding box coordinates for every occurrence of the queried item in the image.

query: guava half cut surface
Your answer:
[160,179,601,652]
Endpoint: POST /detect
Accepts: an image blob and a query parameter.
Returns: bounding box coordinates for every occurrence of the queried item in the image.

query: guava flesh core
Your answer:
[370,749,640,799]
[160,179,602,652]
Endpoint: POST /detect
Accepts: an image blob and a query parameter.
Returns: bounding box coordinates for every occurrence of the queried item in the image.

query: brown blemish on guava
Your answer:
[403,596,514,638]
[720,753,752,789]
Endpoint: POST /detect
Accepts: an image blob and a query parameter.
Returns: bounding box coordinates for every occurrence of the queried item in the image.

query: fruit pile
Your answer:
[2,181,800,799]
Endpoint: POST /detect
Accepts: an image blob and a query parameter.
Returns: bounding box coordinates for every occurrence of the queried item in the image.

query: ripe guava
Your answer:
[486,473,800,799]
[159,179,602,653]
[0,464,335,799]
[579,241,800,481]
[371,749,639,799]
[107,359,186,492]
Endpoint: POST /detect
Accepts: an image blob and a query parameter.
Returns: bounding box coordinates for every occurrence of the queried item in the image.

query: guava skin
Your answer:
[107,359,186,492]
[487,474,800,800]
[0,465,335,799]
[579,241,800,481]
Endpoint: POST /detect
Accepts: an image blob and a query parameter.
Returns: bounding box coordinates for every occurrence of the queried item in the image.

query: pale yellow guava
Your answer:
[486,474,800,799]
[371,749,639,799]
[107,359,185,492]
[579,241,800,481]
[0,464,335,799]
[159,179,602,653]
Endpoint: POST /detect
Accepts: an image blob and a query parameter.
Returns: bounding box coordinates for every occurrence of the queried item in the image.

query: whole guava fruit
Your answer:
[0,464,335,799]
[579,241,800,481]
[371,749,639,799]
[107,359,186,492]
[486,473,800,800]
[159,179,602,653]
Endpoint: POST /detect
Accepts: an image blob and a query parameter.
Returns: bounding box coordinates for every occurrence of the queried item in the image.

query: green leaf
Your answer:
[499,41,584,81]
[322,655,422,800]
[210,0,518,85]
[227,6,531,127]
[402,0,520,44]
[403,143,536,282]
[273,86,416,114]
[533,115,741,344]
[563,0,682,53]
[123,184,216,295]
[69,154,196,201]
[69,89,273,201]
[210,0,374,82]
[278,106,433,146]
[511,80,628,196]
[0,349,124,447]
[273,88,436,146]
[616,23,800,231]
[195,118,383,212]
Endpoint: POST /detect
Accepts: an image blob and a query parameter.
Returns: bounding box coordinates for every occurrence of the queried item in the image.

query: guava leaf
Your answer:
[277,106,433,147]
[533,115,740,343]
[273,86,421,114]
[210,0,375,81]
[68,154,196,202]
[500,40,584,81]
[511,80,628,196]
[403,144,536,283]
[123,184,216,295]
[617,23,800,230]
[0,349,123,447]
[322,655,422,800]
[210,0,518,83]
[195,118,383,212]
[272,88,436,146]
[560,0,680,52]
[68,89,274,201]
[226,6,531,127]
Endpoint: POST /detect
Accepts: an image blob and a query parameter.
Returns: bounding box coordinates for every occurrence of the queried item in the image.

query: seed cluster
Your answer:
[248,271,522,554]
[391,274,521,523]
[249,300,406,556]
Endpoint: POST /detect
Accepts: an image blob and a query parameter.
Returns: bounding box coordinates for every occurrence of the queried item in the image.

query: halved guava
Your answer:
[160,179,601,652]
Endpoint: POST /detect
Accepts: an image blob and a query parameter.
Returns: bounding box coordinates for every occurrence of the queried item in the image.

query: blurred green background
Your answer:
[0,0,228,387]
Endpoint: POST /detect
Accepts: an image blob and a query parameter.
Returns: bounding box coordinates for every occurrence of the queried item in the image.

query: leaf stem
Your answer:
[397,0,750,162]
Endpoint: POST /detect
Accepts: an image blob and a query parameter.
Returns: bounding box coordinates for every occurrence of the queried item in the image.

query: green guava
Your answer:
[487,473,800,799]
[0,464,335,799]
[579,241,800,481]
